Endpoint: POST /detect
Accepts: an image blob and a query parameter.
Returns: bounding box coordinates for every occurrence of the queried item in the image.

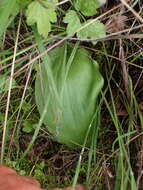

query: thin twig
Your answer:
[50,32,143,42]
[120,0,143,23]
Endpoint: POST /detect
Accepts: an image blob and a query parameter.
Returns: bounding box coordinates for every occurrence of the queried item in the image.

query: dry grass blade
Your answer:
[0,14,22,164]
[120,0,143,23]
[119,39,130,100]
[8,62,34,155]
[105,10,130,100]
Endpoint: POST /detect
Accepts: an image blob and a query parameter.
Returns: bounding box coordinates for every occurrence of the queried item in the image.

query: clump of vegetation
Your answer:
[0,0,143,189]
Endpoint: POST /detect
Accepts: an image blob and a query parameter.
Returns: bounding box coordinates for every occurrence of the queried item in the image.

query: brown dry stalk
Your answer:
[120,0,143,23]
[119,39,130,100]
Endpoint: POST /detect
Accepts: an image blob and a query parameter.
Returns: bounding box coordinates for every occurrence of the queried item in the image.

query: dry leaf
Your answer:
[106,15,128,33]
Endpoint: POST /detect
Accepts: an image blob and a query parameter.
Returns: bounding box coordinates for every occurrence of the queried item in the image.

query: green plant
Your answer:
[0,0,19,37]
[0,0,58,38]
[74,0,106,16]
[0,0,106,39]
[2,0,142,189]
[26,0,58,37]
[35,41,104,147]
[63,10,106,43]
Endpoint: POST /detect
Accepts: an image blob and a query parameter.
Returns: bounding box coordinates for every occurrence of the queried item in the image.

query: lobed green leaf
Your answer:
[0,0,19,37]
[26,0,57,37]
[63,10,81,36]
[75,0,100,16]
[77,20,106,44]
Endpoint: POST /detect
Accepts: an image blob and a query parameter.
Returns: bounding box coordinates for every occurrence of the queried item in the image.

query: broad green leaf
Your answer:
[75,0,100,16]
[0,0,19,37]
[35,43,104,147]
[77,20,106,44]
[63,10,81,36]
[26,0,57,37]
